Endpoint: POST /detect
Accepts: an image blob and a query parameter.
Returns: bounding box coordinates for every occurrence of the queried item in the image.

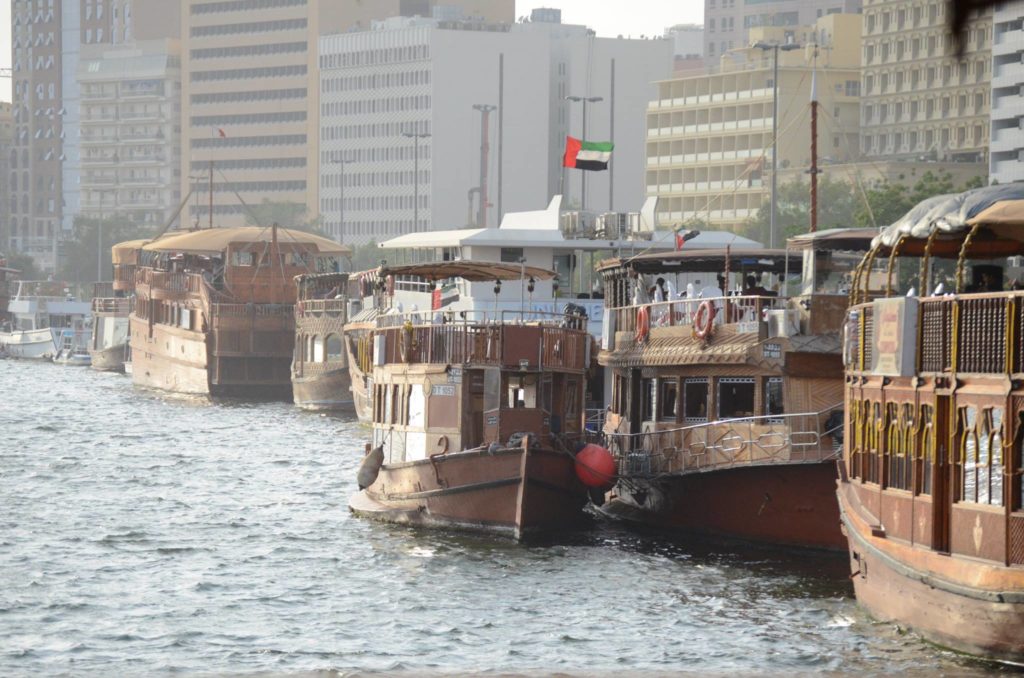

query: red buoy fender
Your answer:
[693,300,716,340]
[634,305,650,343]
[575,443,616,489]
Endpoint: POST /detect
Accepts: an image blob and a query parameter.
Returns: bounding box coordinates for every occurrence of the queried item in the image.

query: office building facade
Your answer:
[704,0,861,61]
[991,1,1024,183]
[319,14,672,244]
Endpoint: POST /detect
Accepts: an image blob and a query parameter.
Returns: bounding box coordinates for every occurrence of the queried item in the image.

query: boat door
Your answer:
[931,393,952,553]
[628,369,643,435]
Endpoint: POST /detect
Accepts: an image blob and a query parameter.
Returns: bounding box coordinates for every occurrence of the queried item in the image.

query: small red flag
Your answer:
[218,128,227,138]
[675,233,684,251]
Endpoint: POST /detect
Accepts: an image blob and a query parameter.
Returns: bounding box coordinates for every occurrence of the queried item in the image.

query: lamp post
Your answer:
[332,153,351,243]
[96,188,114,282]
[402,131,431,232]
[753,41,800,248]
[564,95,603,211]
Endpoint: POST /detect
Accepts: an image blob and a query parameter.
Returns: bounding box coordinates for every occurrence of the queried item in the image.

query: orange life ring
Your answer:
[634,305,650,343]
[693,300,716,340]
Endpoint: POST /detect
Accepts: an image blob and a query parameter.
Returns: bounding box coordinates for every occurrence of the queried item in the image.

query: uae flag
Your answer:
[562,136,613,171]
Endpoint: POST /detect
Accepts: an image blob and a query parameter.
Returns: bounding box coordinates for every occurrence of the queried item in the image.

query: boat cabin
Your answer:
[365,262,591,465]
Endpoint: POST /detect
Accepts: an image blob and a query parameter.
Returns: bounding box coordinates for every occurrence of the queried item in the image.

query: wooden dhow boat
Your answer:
[129,225,348,397]
[349,261,612,539]
[89,238,153,372]
[839,184,1024,663]
[596,229,876,550]
[292,271,354,410]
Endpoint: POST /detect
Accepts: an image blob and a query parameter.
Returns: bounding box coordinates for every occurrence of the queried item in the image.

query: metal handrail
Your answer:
[605,403,844,479]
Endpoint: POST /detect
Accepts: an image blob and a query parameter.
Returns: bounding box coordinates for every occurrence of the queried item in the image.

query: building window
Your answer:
[764,378,783,420]
[718,377,755,419]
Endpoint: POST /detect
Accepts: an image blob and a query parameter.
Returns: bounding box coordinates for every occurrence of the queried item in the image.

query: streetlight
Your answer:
[331,152,352,244]
[402,131,431,232]
[753,40,800,249]
[96,188,115,282]
[564,95,603,211]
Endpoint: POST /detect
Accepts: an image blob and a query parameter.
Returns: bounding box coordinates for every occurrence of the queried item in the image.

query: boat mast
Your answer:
[809,45,819,234]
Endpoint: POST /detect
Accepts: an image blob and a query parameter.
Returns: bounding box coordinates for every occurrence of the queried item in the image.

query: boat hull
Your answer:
[0,328,56,359]
[292,366,354,410]
[350,446,589,539]
[838,482,1024,663]
[89,342,127,372]
[600,462,845,550]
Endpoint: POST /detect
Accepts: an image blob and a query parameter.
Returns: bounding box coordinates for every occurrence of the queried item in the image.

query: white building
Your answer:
[666,24,703,58]
[991,1,1024,183]
[77,39,181,228]
[318,12,673,245]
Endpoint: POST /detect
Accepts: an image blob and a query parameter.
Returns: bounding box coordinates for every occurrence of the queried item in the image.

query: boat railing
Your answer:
[297,298,348,316]
[847,291,1024,375]
[92,297,132,314]
[610,294,787,335]
[605,403,844,478]
[135,268,205,298]
[212,302,294,319]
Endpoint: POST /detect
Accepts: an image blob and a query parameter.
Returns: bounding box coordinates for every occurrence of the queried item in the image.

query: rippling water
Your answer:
[0,360,1010,675]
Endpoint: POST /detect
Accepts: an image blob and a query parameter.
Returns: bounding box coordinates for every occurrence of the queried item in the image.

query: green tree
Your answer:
[349,240,384,271]
[58,215,156,283]
[743,176,858,244]
[243,199,325,236]
[5,253,42,280]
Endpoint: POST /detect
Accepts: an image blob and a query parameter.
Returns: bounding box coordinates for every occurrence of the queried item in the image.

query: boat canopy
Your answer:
[380,261,558,282]
[787,228,879,252]
[141,226,351,256]
[599,248,801,275]
[872,184,1024,256]
[111,238,151,265]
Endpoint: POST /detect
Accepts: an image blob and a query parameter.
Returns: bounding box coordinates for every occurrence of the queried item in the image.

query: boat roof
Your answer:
[141,226,351,256]
[873,184,1024,256]
[599,248,801,275]
[787,227,879,252]
[381,261,558,281]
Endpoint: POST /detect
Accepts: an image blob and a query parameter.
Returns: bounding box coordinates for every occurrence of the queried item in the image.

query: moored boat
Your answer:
[292,272,354,410]
[596,229,876,550]
[0,281,92,360]
[349,261,609,539]
[129,225,349,397]
[89,239,148,373]
[838,184,1024,662]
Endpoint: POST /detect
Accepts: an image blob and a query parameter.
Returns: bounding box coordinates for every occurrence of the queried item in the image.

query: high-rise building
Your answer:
[703,0,861,61]
[319,13,673,244]
[78,39,181,229]
[179,0,513,230]
[0,102,12,254]
[860,0,991,166]
[10,0,178,272]
[645,15,863,236]
[990,1,1024,183]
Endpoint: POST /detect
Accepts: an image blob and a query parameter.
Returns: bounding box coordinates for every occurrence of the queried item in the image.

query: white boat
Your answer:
[0,281,92,360]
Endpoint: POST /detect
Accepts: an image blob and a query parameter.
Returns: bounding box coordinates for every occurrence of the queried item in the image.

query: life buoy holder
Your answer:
[693,300,716,340]
[634,305,650,343]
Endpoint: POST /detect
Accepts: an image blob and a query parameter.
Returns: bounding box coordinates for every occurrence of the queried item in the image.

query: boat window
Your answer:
[408,384,426,427]
[483,368,501,411]
[231,250,254,266]
[718,378,755,419]
[540,374,553,413]
[312,335,324,362]
[683,378,708,423]
[959,406,1004,507]
[918,405,934,496]
[886,403,913,491]
[500,247,524,263]
[325,334,342,361]
[565,378,579,419]
[764,378,784,420]
[641,378,655,421]
[295,334,303,362]
[659,379,677,421]
[507,374,537,409]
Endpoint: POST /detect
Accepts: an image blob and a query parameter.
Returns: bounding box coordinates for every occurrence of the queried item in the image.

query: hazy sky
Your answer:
[0,2,704,104]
